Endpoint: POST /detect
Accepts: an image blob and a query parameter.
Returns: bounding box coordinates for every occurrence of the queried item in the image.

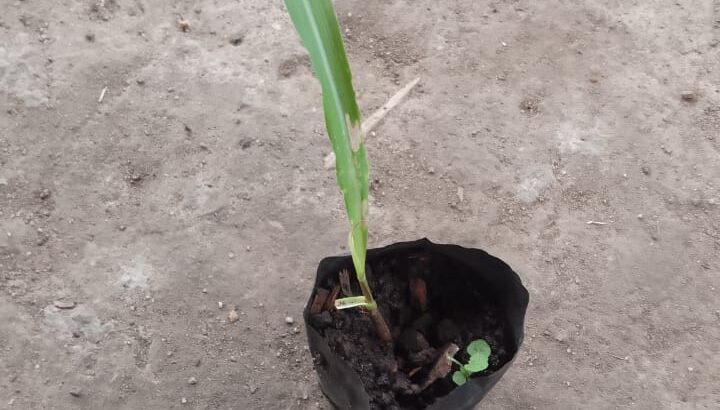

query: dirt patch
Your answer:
[519,96,541,115]
[278,54,311,79]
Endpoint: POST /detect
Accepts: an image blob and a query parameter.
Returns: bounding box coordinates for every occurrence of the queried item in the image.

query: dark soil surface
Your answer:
[309,250,515,409]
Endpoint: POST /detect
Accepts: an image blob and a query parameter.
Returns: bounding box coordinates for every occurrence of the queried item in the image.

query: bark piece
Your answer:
[310,288,329,314]
[339,269,352,296]
[324,284,341,311]
[409,277,428,311]
[420,343,459,391]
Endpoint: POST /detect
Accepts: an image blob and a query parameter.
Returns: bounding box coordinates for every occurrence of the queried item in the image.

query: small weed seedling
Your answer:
[447,339,491,385]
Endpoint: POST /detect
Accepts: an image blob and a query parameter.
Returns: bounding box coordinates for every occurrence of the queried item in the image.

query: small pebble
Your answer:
[53,300,76,309]
[228,310,239,323]
[218,301,224,309]
[687,367,694,372]
[178,19,190,32]
[637,214,643,219]
[202,288,208,294]
[188,377,197,385]
[229,34,244,46]
[69,388,82,397]
[285,316,294,325]
[228,252,235,259]
[681,91,696,102]
[181,397,187,404]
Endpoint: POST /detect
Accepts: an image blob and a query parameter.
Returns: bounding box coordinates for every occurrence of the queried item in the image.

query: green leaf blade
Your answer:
[284,0,369,280]
[452,371,467,386]
[467,339,491,359]
[464,355,489,373]
[334,296,368,310]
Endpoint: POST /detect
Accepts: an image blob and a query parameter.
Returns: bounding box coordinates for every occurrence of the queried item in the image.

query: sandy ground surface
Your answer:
[1,0,719,409]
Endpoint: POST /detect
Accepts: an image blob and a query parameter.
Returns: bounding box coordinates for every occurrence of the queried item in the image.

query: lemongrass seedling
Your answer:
[447,339,491,385]
[284,0,391,342]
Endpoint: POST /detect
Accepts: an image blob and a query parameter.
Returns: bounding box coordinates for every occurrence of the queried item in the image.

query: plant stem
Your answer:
[334,270,391,343]
[351,247,392,343]
[447,355,464,368]
[369,309,392,343]
[354,276,390,343]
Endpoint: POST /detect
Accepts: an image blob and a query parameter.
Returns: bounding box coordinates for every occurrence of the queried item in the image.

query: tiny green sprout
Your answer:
[447,339,491,386]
